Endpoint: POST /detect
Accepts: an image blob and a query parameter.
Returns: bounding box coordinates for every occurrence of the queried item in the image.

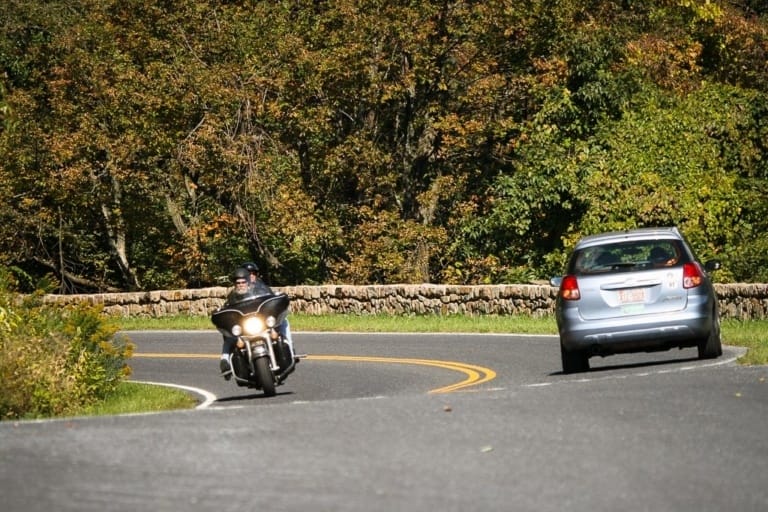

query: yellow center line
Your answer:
[132,353,496,394]
[307,355,496,393]
[134,353,214,359]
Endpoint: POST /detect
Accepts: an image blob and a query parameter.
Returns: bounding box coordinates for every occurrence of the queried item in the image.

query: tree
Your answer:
[1,0,767,289]
[565,83,765,282]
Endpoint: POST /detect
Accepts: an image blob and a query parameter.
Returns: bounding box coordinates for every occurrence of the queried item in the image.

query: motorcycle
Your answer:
[211,290,297,397]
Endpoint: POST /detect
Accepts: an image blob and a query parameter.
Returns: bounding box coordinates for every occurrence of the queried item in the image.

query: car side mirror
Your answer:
[704,260,721,272]
[550,276,563,288]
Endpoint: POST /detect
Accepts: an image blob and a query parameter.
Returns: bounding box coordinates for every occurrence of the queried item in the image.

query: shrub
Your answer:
[0,269,133,420]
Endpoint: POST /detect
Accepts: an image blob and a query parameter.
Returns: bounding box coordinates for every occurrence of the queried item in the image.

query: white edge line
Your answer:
[4,382,218,425]
[133,380,217,409]
[521,346,747,388]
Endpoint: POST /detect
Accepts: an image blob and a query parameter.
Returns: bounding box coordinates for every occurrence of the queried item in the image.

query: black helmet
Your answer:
[232,267,250,282]
[241,261,259,273]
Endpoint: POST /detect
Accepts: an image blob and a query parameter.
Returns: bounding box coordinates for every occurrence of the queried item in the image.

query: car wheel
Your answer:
[698,313,722,359]
[561,344,590,374]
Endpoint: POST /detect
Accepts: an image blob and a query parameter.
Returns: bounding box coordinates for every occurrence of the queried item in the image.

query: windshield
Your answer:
[229,289,272,303]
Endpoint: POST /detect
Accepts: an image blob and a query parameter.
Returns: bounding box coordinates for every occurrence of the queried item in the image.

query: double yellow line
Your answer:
[133,353,496,394]
[306,355,496,394]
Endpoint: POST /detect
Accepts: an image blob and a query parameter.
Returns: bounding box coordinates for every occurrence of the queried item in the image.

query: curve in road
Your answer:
[132,352,497,399]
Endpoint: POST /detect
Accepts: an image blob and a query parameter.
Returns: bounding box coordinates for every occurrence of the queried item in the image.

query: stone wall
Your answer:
[41,283,768,320]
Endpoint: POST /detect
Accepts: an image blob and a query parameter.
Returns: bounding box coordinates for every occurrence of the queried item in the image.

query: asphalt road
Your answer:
[1,330,767,512]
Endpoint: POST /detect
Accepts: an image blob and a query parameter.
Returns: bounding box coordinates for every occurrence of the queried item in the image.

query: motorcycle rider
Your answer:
[219,267,251,379]
[240,261,273,296]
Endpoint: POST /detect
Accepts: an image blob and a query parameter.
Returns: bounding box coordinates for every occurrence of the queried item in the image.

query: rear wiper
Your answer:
[601,262,638,270]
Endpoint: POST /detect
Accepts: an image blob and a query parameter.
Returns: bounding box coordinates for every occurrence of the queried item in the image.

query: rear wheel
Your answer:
[255,357,277,397]
[698,314,722,359]
[561,344,590,374]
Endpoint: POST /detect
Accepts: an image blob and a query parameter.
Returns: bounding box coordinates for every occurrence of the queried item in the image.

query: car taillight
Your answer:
[683,262,704,289]
[560,275,580,300]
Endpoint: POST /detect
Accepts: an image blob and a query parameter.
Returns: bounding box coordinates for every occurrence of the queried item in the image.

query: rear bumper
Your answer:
[557,302,714,356]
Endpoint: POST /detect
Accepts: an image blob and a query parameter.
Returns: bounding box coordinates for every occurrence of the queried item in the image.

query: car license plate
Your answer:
[618,288,646,304]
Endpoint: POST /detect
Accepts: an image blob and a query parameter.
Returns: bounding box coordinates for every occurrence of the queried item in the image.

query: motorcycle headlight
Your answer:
[231,325,242,336]
[266,316,276,328]
[242,316,265,335]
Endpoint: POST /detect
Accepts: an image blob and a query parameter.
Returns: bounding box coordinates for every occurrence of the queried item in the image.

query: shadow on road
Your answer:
[549,354,702,377]
[215,390,295,403]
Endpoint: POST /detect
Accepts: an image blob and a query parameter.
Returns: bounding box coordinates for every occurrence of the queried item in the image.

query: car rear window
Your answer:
[569,239,686,275]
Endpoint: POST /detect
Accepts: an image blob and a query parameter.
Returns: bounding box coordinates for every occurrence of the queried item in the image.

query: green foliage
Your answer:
[0,269,133,420]
[0,1,767,288]
[564,83,765,281]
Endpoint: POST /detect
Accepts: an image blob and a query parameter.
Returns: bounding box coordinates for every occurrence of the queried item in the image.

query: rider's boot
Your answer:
[219,356,232,380]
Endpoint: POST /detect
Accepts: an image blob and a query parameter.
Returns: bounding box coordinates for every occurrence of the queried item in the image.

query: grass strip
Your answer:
[76,382,197,417]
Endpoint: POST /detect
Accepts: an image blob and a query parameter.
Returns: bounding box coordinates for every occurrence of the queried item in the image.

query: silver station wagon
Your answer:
[550,227,722,374]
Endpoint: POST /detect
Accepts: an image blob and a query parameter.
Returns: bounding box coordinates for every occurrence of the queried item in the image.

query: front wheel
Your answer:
[255,357,277,397]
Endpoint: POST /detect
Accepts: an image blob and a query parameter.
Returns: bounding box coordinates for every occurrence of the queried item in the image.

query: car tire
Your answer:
[561,344,590,374]
[698,313,722,359]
